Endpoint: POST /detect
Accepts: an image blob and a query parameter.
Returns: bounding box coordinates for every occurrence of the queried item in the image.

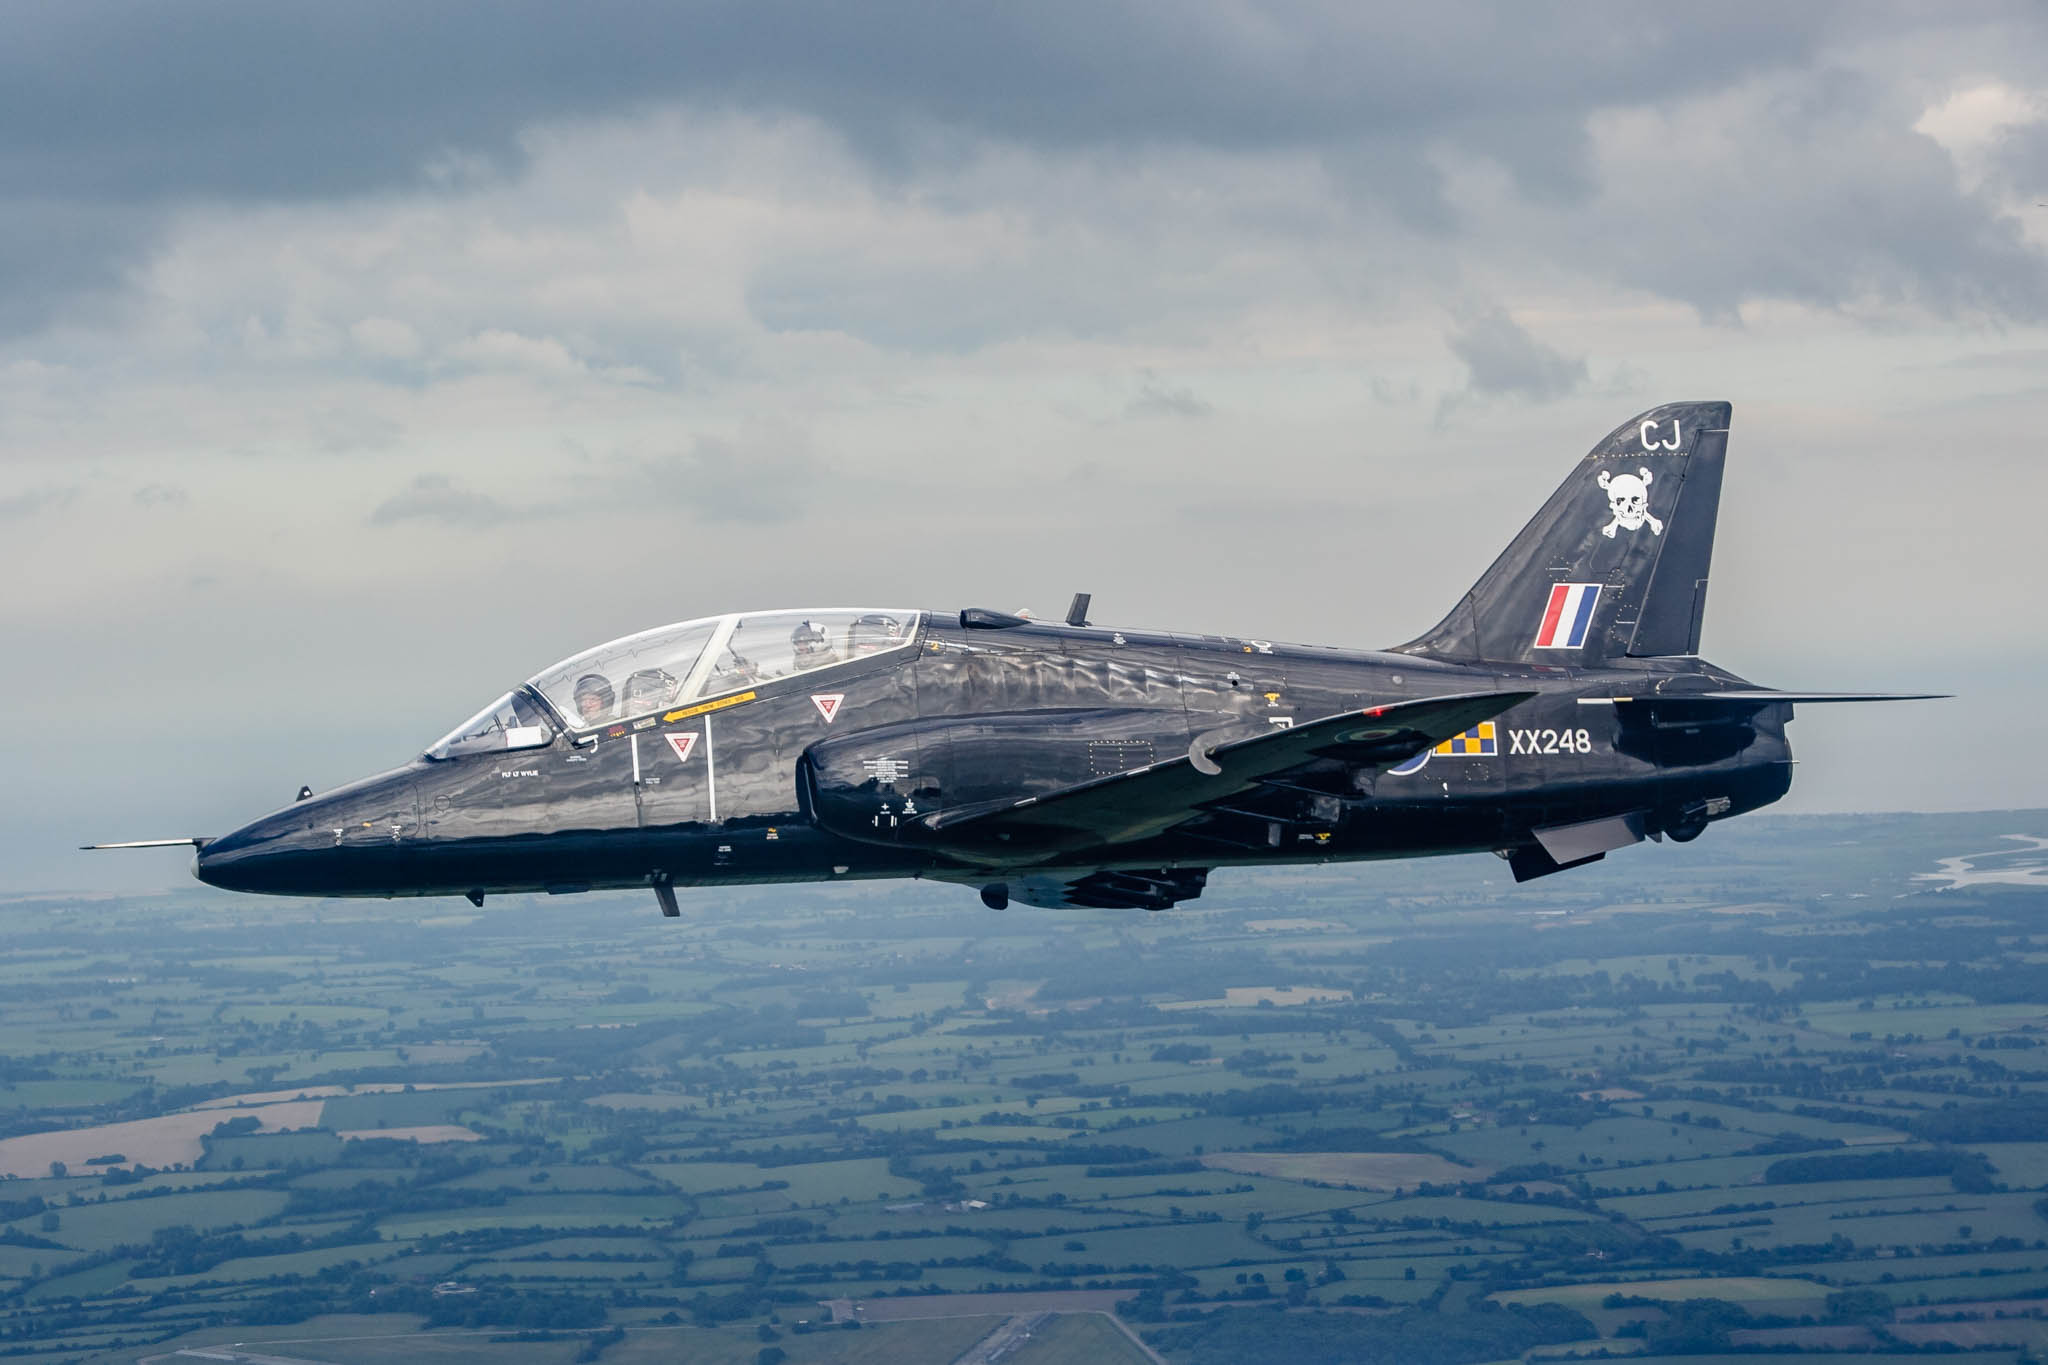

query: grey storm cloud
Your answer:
[1126,370,1213,420]
[1444,309,1588,406]
[1990,119,2048,200]
[0,199,155,335]
[1564,65,2048,322]
[0,2,1847,200]
[0,486,76,521]
[6,2,2043,333]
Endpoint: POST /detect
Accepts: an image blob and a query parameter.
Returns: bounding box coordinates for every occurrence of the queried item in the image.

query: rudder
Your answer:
[1397,401,1730,665]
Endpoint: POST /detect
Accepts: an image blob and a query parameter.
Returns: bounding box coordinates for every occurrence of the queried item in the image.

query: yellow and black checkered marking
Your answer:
[1431,721,1498,757]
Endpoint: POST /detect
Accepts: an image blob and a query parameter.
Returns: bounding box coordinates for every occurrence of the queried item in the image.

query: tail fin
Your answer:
[1398,401,1729,665]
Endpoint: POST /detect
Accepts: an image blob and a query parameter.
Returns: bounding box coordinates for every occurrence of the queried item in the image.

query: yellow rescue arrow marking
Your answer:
[664,690,756,724]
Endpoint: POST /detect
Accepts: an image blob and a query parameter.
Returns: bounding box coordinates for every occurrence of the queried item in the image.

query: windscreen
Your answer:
[425,691,554,760]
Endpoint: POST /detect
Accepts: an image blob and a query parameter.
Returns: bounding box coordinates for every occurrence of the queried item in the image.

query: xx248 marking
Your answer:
[1509,727,1593,755]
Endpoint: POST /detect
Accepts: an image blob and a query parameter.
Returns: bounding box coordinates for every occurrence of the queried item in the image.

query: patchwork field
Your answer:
[0,810,2046,1362]
[1200,1150,1483,1189]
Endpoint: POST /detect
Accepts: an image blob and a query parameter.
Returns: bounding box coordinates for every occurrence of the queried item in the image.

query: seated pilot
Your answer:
[572,673,615,726]
[707,648,758,693]
[620,668,675,715]
[791,619,837,671]
[846,613,904,657]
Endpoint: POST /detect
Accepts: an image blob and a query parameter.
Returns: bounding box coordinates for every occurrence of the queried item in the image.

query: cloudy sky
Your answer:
[6,2,2047,894]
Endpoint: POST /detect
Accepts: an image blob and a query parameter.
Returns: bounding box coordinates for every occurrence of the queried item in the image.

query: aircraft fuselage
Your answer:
[154,401,1932,912]
[193,615,1790,906]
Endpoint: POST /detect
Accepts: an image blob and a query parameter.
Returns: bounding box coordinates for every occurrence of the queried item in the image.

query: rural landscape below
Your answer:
[6,811,2048,1363]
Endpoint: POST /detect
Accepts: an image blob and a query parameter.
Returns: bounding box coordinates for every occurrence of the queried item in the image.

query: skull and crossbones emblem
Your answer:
[1596,466,1663,538]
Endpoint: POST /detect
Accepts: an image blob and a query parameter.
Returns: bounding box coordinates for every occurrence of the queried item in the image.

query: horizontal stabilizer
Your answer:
[81,837,211,850]
[923,690,1534,859]
[1579,691,1948,706]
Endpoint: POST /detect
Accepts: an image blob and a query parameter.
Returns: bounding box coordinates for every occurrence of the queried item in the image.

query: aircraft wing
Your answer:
[922,690,1533,857]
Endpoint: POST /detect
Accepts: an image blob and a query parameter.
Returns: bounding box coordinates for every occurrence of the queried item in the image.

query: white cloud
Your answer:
[349,315,421,359]
[1915,81,2044,163]
[445,327,588,378]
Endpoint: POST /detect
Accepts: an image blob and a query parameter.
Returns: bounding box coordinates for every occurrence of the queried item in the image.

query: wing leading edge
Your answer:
[921,690,1534,859]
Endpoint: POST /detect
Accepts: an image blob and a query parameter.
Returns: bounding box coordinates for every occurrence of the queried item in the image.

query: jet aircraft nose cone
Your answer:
[191,840,241,891]
[192,769,422,897]
[192,811,310,893]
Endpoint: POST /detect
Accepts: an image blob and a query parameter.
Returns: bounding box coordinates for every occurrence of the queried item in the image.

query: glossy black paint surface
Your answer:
[194,402,1831,910]
[194,619,1792,902]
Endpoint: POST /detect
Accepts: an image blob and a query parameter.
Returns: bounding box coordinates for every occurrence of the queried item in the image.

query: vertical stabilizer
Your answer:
[1397,401,1729,665]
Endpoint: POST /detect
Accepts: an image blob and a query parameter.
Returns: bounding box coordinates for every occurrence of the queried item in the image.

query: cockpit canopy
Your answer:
[426,690,555,761]
[425,608,921,760]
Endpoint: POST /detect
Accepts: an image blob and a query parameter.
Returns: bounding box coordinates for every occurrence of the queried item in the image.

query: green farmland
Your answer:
[5,811,2048,1361]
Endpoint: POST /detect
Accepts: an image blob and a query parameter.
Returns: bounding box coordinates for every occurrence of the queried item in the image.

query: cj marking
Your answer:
[1639,418,1681,451]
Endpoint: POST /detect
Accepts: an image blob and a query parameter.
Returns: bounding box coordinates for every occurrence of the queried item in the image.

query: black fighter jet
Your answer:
[94,402,1938,913]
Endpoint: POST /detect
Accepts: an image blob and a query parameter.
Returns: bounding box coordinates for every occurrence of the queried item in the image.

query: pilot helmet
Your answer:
[572,673,615,719]
[620,668,674,712]
[848,613,903,654]
[791,619,829,663]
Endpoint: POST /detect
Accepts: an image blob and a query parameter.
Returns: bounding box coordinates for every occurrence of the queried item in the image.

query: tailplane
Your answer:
[1399,401,1729,665]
